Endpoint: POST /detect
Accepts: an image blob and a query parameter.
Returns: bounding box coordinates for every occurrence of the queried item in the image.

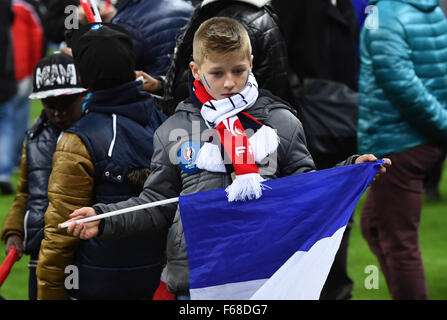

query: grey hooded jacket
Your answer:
[94,90,358,294]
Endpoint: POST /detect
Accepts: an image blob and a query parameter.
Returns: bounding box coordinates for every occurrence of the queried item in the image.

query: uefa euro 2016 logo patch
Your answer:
[178,141,200,174]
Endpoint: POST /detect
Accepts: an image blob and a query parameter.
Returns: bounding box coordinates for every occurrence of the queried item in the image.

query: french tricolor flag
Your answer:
[179,161,384,300]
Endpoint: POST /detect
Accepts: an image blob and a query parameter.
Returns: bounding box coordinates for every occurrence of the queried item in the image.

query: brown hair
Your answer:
[193,17,252,66]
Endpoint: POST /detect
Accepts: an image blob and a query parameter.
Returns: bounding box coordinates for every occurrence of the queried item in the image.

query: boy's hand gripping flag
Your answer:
[179,160,385,300]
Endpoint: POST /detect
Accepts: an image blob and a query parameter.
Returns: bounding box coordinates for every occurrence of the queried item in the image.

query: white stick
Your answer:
[59,197,179,229]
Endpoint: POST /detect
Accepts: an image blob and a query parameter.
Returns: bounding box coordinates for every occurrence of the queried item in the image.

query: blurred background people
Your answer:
[1,52,86,300]
[111,0,194,79]
[37,24,167,300]
[43,0,124,45]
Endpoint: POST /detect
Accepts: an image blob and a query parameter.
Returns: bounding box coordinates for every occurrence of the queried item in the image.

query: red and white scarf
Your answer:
[193,72,279,201]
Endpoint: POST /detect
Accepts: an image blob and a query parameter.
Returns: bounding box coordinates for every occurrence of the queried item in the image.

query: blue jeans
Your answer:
[0,98,15,181]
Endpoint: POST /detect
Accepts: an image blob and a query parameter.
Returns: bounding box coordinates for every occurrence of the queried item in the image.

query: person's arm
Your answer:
[64,128,180,240]
[270,108,390,177]
[1,141,29,258]
[36,133,94,300]
[43,0,79,43]
[365,13,447,139]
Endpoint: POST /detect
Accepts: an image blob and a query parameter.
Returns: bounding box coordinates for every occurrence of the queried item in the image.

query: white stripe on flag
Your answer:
[190,279,267,300]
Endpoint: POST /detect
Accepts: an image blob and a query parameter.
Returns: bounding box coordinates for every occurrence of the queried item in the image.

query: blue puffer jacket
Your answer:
[112,0,194,76]
[358,0,447,157]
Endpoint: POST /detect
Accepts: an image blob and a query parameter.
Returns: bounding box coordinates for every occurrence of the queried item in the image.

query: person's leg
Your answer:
[0,98,15,194]
[363,144,444,299]
[361,184,389,278]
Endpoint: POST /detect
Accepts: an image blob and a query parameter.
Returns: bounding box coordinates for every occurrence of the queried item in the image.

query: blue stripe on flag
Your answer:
[179,161,383,291]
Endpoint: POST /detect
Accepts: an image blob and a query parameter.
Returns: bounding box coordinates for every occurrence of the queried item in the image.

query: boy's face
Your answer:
[190,50,253,100]
[42,93,85,130]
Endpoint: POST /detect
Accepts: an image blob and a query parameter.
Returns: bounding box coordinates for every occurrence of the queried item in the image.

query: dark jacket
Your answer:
[112,0,194,77]
[271,0,360,91]
[158,0,293,116]
[0,0,16,102]
[36,81,167,300]
[94,89,359,293]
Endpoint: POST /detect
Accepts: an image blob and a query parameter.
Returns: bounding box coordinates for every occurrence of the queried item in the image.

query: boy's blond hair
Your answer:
[193,17,252,66]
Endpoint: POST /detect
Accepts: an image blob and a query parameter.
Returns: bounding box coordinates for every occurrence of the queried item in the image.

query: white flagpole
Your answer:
[59,197,179,229]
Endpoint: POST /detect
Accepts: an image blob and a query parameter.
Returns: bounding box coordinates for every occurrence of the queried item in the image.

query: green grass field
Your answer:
[0,100,446,300]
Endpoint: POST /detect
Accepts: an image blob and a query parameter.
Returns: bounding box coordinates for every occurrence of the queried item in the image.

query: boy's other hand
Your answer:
[355,154,392,180]
[135,71,162,93]
[5,235,24,260]
[59,207,99,240]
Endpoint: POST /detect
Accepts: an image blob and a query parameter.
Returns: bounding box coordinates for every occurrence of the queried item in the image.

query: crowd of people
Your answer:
[0,0,446,300]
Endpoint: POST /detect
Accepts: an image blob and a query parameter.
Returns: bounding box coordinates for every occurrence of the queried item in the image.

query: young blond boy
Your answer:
[63,17,389,299]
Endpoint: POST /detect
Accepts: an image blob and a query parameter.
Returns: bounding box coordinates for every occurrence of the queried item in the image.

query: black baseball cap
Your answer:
[68,23,136,91]
[29,52,87,100]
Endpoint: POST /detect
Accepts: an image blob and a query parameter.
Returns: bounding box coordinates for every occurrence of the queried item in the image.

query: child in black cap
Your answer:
[36,23,167,300]
[1,52,86,300]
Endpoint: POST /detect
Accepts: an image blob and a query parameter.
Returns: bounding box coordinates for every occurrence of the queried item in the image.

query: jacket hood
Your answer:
[84,80,153,126]
[201,0,270,8]
[369,0,439,11]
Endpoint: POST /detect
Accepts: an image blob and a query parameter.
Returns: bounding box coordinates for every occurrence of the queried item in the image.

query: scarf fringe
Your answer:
[226,173,266,202]
[249,125,280,163]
